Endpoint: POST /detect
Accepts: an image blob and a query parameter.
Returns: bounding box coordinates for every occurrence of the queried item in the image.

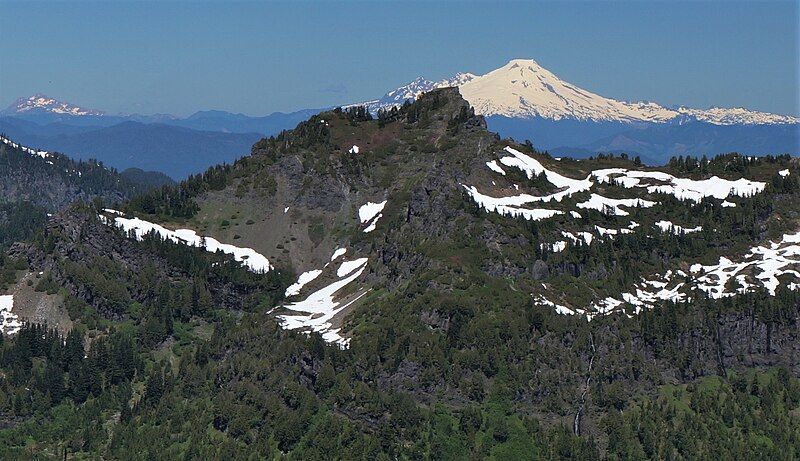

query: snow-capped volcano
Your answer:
[362,59,798,126]
[2,94,104,116]
[459,59,678,122]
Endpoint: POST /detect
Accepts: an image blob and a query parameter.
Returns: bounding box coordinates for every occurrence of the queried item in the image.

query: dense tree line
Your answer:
[0,201,47,250]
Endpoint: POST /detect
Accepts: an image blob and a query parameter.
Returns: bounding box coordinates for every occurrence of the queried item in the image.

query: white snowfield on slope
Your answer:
[278,255,370,348]
[538,230,800,321]
[103,203,382,347]
[463,146,766,229]
[359,200,387,233]
[462,185,563,222]
[278,244,372,347]
[284,270,323,297]
[359,200,386,223]
[577,194,656,217]
[101,211,273,273]
[0,295,21,336]
[499,147,592,201]
[655,220,703,235]
[592,168,766,202]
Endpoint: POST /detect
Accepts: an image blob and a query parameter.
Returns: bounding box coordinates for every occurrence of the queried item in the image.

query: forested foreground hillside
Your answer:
[0,90,798,459]
[0,135,173,255]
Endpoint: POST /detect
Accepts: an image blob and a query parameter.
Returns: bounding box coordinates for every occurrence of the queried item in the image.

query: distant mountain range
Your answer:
[356,59,798,125]
[3,95,320,134]
[2,59,797,176]
[1,97,319,178]
[352,59,799,164]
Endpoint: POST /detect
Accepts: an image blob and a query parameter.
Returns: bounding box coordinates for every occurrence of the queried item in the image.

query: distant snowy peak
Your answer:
[437,72,477,88]
[383,77,437,104]
[676,106,799,125]
[458,59,678,122]
[355,73,478,113]
[382,73,479,104]
[362,59,798,125]
[4,94,104,116]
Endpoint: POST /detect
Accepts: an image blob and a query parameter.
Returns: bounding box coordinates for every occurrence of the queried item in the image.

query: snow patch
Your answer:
[576,193,656,216]
[486,160,506,175]
[359,200,386,233]
[690,231,800,298]
[462,185,563,221]
[541,231,800,320]
[655,220,702,234]
[0,295,21,336]
[103,212,273,273]
[331,248,347,261]
[499,147,592,201]
[1,135,50,158]
[534,295,574,315]
[541,241,567,253]
[593,168,766,203]
[285,270,323,297]
[594,225,634,237]
[562,231,594,246]
[337,258,369,277]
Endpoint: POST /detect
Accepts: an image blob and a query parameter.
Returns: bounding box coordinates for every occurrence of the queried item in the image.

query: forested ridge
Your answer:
[0,90,797,459]
[0,136,176,256]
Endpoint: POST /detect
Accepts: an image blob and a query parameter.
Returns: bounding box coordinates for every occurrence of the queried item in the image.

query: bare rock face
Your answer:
[532,259,550,280]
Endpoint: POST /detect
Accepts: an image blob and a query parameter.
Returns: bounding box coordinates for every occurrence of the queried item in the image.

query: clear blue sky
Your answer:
[1,1,797,117]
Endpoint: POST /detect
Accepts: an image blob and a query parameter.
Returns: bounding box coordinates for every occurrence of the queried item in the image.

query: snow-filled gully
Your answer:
[278,255,370,348]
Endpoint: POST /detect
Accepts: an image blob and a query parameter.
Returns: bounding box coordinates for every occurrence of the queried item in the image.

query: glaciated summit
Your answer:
[362,59,799,125]
[3,93,104,116]
[458,59,678,122]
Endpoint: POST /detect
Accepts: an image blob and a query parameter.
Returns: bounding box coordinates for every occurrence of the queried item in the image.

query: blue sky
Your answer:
[1,1,797,117]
